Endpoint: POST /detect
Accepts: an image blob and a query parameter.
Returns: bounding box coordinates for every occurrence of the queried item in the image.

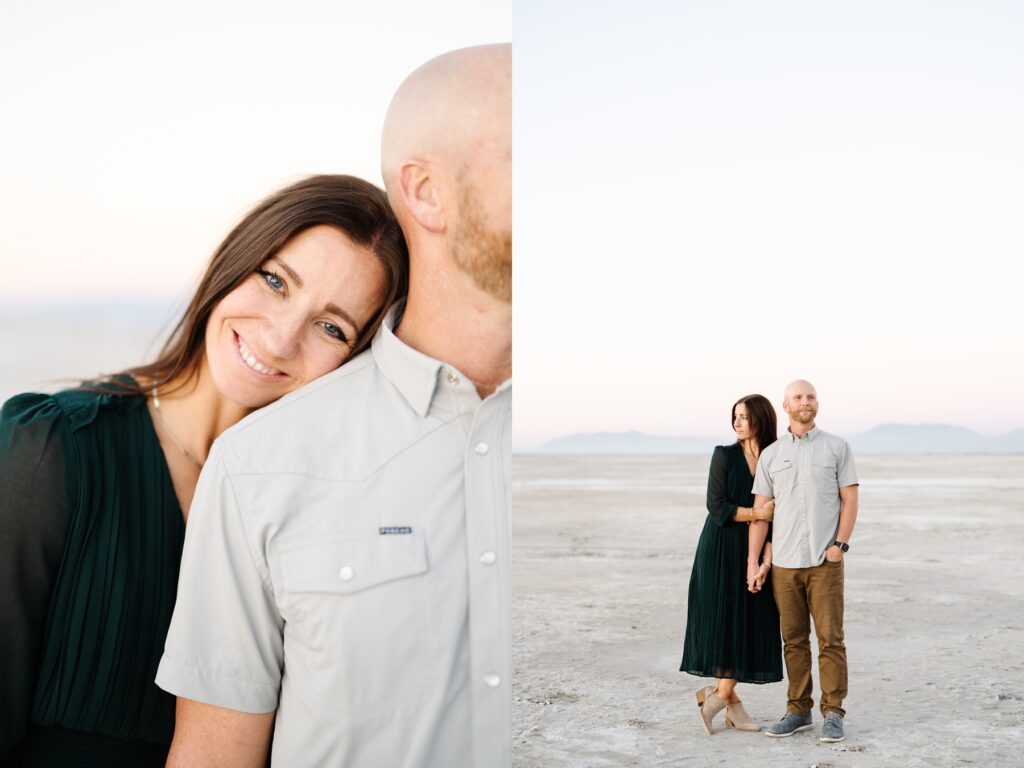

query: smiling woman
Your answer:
[0,174,408,766]
[206,224,390,409]
[118,175,407,407]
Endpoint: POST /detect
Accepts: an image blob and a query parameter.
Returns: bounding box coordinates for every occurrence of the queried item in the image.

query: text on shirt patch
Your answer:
[379,526,413,535]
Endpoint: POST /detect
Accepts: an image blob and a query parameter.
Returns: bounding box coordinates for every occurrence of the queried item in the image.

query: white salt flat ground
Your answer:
[512,454,1024,768]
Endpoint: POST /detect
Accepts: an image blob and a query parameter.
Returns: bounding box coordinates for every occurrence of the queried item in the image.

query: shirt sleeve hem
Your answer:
[155,655,279,714]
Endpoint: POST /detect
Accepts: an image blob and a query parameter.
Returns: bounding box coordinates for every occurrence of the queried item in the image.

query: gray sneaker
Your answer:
[764,711,813,738]
[820,711,845,742]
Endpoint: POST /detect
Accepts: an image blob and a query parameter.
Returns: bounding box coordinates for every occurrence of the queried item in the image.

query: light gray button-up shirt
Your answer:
[752,426,858,569]
[156,305,512,768]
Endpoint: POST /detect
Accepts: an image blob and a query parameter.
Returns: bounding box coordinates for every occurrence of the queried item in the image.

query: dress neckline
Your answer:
[140,398,186,524]
[735,442,756,479]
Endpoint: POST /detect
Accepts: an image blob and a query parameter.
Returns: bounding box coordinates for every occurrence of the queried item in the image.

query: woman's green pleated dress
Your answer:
[0,386,185,766]
[680,443,782,683]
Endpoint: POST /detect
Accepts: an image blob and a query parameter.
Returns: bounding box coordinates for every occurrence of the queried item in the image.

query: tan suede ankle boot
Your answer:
[724,698,760,731]
[694,685,717,708]
[698,689,728,735]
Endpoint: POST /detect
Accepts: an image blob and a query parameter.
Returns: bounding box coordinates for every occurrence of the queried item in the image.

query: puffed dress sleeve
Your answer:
[0,394,73,758]
[705,445,738,527]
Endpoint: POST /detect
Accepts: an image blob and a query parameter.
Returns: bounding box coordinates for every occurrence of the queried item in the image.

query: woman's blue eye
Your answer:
[256,268,285,292]
[321,322,349,343]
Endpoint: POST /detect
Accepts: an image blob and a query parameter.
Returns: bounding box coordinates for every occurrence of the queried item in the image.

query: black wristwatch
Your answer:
[832,540,850,553]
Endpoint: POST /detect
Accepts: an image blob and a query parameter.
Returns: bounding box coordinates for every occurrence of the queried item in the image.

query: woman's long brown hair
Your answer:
[90,174,408,396]
[732,394,778,454]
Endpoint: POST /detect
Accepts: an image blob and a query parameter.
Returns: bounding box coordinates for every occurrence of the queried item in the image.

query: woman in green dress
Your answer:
[680,393,783,734]
[0,175,408,766]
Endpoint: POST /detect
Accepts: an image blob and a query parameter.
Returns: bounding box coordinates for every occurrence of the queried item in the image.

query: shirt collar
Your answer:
[787,425,818,442]
[371,302,443,418]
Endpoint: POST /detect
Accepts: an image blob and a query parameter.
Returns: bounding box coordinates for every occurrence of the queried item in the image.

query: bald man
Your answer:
[156,45,512,768]
[749,380,858,743]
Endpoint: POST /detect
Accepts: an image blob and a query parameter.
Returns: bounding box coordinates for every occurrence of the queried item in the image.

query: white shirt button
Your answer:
[447,372,460,385]
[474,442,489,456]
[338,566,355,581]
[480,550,497,566]
[483,673,501,688]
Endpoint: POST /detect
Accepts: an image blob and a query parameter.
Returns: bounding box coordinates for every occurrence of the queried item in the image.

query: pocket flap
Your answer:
[279,532,428,595]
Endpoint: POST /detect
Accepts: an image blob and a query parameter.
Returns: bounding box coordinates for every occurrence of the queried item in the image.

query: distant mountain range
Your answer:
[536,424,1024,454]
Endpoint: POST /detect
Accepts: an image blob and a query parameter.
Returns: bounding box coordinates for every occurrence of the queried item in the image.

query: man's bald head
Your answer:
[784,379,817,401]
[380,44,512,302]
[381,44,511,201]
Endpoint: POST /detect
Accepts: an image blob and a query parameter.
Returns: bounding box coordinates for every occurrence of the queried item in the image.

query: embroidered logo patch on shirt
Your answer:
[379,526,413,535]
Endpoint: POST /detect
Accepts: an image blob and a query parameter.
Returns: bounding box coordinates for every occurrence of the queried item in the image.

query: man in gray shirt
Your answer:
[749,379,859,743]
[157,45,512,767]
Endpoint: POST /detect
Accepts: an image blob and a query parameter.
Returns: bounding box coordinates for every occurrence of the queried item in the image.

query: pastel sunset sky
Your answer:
[514,1,1023,448]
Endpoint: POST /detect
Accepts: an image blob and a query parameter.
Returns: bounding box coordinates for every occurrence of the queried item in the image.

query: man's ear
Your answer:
[398,161,446,233]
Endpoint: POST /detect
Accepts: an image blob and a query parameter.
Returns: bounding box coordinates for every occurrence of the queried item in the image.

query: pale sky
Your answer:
[0,0,509,303]
[514,1,1024,449]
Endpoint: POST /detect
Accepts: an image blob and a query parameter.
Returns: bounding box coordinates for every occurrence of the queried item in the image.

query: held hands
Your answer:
[746,558,770,593]
[746,560,759,592]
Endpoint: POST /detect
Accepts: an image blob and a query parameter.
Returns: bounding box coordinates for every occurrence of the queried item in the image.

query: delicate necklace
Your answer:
[151,388,204,469]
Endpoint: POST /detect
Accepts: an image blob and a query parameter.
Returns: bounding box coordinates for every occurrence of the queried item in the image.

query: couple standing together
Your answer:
[1,46,511,767]
[681,380,860,743]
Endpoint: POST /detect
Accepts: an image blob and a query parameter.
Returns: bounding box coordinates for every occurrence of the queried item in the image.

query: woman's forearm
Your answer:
[733,506,755,523]
[748,520,769,563]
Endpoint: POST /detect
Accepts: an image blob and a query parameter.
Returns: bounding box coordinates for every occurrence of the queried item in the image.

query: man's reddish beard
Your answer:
[791,407,817,423]
[449,181,512,303]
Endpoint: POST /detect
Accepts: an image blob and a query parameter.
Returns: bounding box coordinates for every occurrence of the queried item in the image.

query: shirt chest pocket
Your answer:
[812,458,839,492]
[813,459,837,478]
[770,461,796,492]
[274,532,432,715]
[279,531,429,596]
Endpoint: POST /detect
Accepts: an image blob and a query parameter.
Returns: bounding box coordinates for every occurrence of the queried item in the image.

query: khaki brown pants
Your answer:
[772,559,847,717]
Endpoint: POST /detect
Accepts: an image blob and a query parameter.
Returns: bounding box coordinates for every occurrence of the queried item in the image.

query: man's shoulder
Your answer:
[215,350,412,478]
[225,352,377,436]
[760,439,784,460]
[814,428,853,452]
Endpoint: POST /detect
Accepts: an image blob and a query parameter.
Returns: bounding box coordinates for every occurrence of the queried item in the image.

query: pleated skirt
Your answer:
[680,516,783,683]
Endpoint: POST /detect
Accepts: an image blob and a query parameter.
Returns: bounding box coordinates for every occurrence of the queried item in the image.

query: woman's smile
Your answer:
[233,330,286,379]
